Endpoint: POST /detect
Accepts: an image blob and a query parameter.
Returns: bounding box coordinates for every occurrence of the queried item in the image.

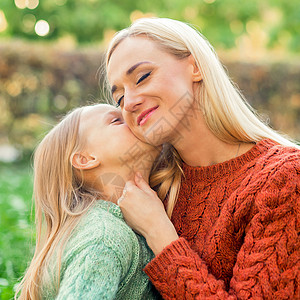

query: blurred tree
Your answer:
[0,0,299,52]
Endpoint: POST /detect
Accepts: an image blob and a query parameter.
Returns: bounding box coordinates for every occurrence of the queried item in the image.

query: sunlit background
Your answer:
[0,1,299,298]
[1,0,300,53]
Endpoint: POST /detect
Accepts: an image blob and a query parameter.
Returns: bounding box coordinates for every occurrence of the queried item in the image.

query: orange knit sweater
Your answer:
[144,139,300,299]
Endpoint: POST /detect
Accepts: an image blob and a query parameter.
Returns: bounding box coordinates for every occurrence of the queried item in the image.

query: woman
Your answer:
[105,18,300,299]
[16,104,168,299]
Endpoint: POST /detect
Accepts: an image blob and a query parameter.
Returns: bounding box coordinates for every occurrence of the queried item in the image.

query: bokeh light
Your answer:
[35,20,50,36]
[130,11,155,23]
[0,10,8,32]
[230,20,243,35]
[6,80,22,97]
[263,7,282,28]
[23,14,36,33]
[103,29,116,47]
[183,6,198,20]
[54,95,68,110]
[15,0,39,9]
[14,0,26,9]
[27,0,39,10]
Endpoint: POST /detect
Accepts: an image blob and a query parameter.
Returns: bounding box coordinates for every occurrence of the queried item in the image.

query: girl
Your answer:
[16,104,168,299]
[105,18,300,299]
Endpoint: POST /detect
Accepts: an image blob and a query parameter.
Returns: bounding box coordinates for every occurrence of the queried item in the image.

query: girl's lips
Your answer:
[137,106,158,126]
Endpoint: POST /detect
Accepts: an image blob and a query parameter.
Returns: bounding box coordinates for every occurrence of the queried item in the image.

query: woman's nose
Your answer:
[123,89,143,112]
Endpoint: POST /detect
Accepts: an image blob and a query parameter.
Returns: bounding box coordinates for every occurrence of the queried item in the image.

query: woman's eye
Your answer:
[137,72,151,84]
[116,96,124,108]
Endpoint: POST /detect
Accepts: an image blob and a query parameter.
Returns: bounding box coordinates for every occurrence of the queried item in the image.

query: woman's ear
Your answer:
[71,152,100,170]
[188,55,202,82]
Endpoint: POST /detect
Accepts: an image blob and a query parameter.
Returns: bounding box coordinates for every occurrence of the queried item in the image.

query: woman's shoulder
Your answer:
[255,140,300,174]
[238,140,299,200]
[246,141,300,204]
[234,141,299,222]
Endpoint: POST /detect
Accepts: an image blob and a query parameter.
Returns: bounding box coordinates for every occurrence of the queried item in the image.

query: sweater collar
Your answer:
[182,139,277,181]
[94,200,124,219]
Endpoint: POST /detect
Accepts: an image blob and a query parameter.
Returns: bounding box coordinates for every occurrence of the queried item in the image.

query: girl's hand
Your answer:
[118,173,179,255]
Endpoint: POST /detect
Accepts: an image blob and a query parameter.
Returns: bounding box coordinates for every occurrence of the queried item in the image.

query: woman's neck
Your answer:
[175,135,240,167]
[171,107,253,167]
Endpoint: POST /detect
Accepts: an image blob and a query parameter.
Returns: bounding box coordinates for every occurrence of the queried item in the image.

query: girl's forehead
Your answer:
[83,104,117,115]
[79,104,118,126]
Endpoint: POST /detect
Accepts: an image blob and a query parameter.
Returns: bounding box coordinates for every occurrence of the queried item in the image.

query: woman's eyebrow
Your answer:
[111,85,117,95]
[111,61,152,95]
[126,61,151,75]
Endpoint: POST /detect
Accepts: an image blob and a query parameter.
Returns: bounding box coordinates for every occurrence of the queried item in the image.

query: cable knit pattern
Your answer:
[42,200,158,299]
[144,139,300,299]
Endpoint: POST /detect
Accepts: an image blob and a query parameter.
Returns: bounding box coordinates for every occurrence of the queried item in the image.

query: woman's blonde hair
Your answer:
[105,17,299,216]
[15,107,102,300]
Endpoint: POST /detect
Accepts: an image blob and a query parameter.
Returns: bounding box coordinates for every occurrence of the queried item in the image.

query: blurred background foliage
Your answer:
[0,42,299,159]
[0,0,300,52]
[0,42,103,157]
[0,0,299,157]
[0,0,300,299]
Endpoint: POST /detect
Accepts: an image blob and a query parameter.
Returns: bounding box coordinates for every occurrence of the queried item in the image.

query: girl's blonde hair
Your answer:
[105,17,299,216]
[16,103,177,299]
[16,107,102,299]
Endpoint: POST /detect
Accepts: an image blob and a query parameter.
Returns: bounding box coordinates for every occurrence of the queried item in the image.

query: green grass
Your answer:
[0,161,35,300]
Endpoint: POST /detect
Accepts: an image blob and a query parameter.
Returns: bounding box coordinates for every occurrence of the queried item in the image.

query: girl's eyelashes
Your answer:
[137,71,151,84]
[111,117,123,124]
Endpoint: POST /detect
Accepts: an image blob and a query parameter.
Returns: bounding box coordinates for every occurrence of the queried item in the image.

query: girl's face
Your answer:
[79,104,159,169]
[107,36,201,146]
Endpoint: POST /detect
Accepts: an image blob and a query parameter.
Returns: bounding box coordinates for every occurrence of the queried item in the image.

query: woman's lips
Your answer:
[137,106,158,126]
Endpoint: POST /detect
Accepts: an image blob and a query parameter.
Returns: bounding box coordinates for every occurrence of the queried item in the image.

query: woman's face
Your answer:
[80,104,159,169]
[107,36,201,146]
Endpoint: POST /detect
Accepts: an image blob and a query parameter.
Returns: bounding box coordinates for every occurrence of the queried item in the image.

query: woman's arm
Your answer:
[118,163,300,299]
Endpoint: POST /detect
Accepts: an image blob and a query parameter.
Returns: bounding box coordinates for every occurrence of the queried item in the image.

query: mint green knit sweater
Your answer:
[42,200,157,299]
